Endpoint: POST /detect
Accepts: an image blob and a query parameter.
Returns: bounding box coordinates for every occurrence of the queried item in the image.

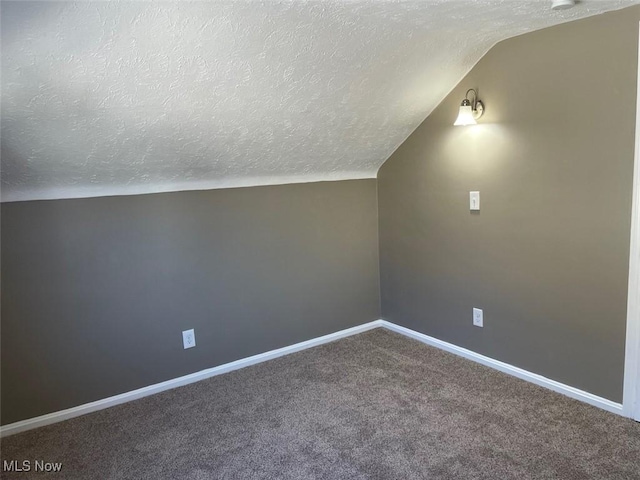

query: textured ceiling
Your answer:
[1,0,637,202]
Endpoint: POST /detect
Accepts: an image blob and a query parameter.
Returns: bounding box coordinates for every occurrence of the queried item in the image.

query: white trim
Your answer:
[2,318,626,437]
[0,320,384,437]
[379,320,624,416]
[623,22,640,421]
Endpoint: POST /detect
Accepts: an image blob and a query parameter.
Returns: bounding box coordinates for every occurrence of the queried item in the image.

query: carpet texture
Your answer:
[1,328,640,479]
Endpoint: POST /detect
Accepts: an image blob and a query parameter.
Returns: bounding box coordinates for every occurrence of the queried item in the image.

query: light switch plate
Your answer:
[470,191,480,211]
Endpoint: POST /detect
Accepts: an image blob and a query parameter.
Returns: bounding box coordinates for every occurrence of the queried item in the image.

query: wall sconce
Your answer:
[551,0,575,10]
[454,89,484,126]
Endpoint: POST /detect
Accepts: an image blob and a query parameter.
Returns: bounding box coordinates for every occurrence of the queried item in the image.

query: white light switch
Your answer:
[470,191,480,211]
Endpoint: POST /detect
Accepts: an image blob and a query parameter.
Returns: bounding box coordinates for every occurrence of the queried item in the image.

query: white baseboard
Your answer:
[379,320,624,416]
[1,318,624,437]
[0,320,384,438]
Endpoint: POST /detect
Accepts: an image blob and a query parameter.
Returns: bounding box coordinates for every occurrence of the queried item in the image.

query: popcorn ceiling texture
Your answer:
[1,0,636,202]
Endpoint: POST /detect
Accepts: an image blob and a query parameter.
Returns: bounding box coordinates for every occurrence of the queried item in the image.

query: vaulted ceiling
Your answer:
[1,0,636,202]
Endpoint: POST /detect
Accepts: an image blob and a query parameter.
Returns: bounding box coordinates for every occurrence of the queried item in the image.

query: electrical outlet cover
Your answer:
[182,329,196,349]
[473,308,483,327]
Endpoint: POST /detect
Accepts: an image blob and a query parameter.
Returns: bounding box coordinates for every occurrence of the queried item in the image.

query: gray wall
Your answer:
[1,180,381,425]
[378,6,640,403]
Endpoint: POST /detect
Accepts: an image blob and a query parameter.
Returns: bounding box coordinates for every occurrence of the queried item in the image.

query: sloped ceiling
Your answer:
[1,0,636,202]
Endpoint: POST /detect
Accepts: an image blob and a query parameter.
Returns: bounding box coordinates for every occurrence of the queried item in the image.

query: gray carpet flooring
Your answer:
[2,328,640,479]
